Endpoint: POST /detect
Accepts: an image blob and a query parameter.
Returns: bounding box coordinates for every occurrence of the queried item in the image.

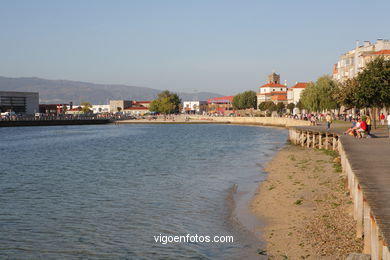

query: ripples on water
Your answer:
[0,124,287,259]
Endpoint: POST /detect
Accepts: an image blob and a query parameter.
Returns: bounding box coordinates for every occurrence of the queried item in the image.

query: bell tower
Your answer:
[267,72,280,84]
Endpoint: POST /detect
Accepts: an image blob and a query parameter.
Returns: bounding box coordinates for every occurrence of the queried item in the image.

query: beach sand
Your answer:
[251,145,363,259]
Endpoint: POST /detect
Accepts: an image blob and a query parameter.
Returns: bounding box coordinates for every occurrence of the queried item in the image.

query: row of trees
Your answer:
[145,57,390,116]
[232,91,257,110]
[299,57,390,115]
[335,57,390,110]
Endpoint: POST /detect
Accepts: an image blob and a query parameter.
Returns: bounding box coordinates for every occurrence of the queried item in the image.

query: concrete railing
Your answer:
[288,128,390,260]
[190,116,311,127]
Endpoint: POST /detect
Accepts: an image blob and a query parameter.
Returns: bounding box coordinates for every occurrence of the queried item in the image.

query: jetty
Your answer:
[0,117,112,127]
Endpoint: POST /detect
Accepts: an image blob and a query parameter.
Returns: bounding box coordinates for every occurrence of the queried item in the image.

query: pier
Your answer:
[289,126,390,260]
[0,117,112,127]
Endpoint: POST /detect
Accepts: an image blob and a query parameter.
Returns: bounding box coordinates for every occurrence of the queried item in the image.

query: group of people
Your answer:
[343,115,372,139]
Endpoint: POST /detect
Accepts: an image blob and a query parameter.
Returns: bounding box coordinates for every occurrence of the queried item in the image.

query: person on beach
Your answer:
[325,113,332,131]
[381,113,385,125]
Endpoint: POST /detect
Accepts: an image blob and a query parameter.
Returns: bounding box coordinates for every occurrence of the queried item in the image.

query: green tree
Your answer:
[149,90,181,114]
[334,78,362,109]
[80,101,92,114]
[296,100,304,110]
[276,102,285,113]
[232,93,243,110]
[233,91,257,110]
[355,57,390,108]
[300,76,338,112]
[287,103,295,111]
[258,101,277,112]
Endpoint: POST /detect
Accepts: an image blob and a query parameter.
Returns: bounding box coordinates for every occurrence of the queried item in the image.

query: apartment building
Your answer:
[332,39,390,81]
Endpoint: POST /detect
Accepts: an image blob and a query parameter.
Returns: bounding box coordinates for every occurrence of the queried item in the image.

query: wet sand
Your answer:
[251,145,363,259]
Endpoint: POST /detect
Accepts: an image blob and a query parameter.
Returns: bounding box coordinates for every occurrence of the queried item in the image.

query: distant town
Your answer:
[1,39,389,119]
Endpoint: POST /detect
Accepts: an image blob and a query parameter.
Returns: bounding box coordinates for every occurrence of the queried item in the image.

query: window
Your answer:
[0,96,27,113]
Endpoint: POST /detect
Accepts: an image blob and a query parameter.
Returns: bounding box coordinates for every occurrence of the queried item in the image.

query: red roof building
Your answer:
[207,96,234,115]
[287,82,308,104]
[257,73,288,106]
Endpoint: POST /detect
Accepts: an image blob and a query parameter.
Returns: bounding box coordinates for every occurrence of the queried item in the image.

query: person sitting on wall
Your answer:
[344,118,357,136]
[356,118,367,139]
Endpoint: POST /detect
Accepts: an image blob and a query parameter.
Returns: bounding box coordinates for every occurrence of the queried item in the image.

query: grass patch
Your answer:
[288,155,296,161]
[321,149,338,158]
[294,199,303,205]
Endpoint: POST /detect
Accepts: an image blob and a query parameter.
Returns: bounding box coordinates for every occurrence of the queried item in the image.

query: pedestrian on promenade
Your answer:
[326,113,332,131]
[380,113,385,125]
[366,115,372,135]
[387,113,390,138]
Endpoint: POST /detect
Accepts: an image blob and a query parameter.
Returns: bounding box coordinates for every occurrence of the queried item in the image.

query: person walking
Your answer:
[380,113,385,125]
[387,113,390,138]
[366,115,372,135]
[326,113,332,131]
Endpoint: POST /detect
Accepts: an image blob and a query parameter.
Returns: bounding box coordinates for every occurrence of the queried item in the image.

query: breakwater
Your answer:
[191,116,312,127]
[0,118,112,127]
[289,127,390,260]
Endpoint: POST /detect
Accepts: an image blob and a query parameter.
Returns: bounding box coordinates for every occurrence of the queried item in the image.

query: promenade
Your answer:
[291,122,390,259]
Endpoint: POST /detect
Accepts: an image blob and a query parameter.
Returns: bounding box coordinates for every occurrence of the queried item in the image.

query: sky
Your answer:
[0,0,389,95]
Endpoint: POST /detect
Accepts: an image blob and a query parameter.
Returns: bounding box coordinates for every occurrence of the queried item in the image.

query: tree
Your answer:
[334,57,390,126]
[276,102,285,113]
[233,91,257,110]
[355,57,390,109]
[296,101,304,110]
[258,101,277,112]
[287,103,295,111]
[333,78,362,110]
[300,76,338,112]
[80,101,92,114]
[149,90,181,114]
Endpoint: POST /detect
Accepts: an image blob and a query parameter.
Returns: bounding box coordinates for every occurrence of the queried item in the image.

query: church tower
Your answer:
[267,72,280,84]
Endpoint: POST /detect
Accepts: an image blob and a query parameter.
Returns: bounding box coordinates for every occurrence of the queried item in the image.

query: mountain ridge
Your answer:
[0,76,223,104]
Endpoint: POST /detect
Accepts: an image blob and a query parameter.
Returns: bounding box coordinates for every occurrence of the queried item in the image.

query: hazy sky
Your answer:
[0,0,389,95]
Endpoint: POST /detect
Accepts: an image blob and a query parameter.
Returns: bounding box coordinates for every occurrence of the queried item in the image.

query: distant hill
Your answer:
[0,76,223,104]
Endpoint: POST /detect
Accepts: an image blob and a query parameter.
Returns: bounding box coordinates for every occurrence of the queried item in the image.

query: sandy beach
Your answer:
[251,144,363,259]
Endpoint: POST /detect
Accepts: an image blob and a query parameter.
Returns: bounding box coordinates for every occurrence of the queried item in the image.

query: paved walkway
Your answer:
[293,121,390,246]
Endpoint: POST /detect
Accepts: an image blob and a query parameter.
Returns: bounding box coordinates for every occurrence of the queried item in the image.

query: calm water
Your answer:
[0,124,287,259]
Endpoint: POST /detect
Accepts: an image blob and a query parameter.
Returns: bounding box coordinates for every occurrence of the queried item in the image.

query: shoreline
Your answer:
[250,144,363,259]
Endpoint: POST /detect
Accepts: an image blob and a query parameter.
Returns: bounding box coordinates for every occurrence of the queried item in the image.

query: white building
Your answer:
[256,73,288,106]
[92,105,110,114]
[287,82,307,104]
[333,39,390,81]
[182,101,208,114]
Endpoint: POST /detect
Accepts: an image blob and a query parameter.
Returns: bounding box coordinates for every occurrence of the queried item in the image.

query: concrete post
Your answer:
[332,135,337,151]
[307,131,310,148]
[319,133,322,149]
[383,243,390,260]
[371,215,379,260]
[357,185,363,238]
[364,200,371,254]
[312,133,316,148]
[325,133,329,150]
